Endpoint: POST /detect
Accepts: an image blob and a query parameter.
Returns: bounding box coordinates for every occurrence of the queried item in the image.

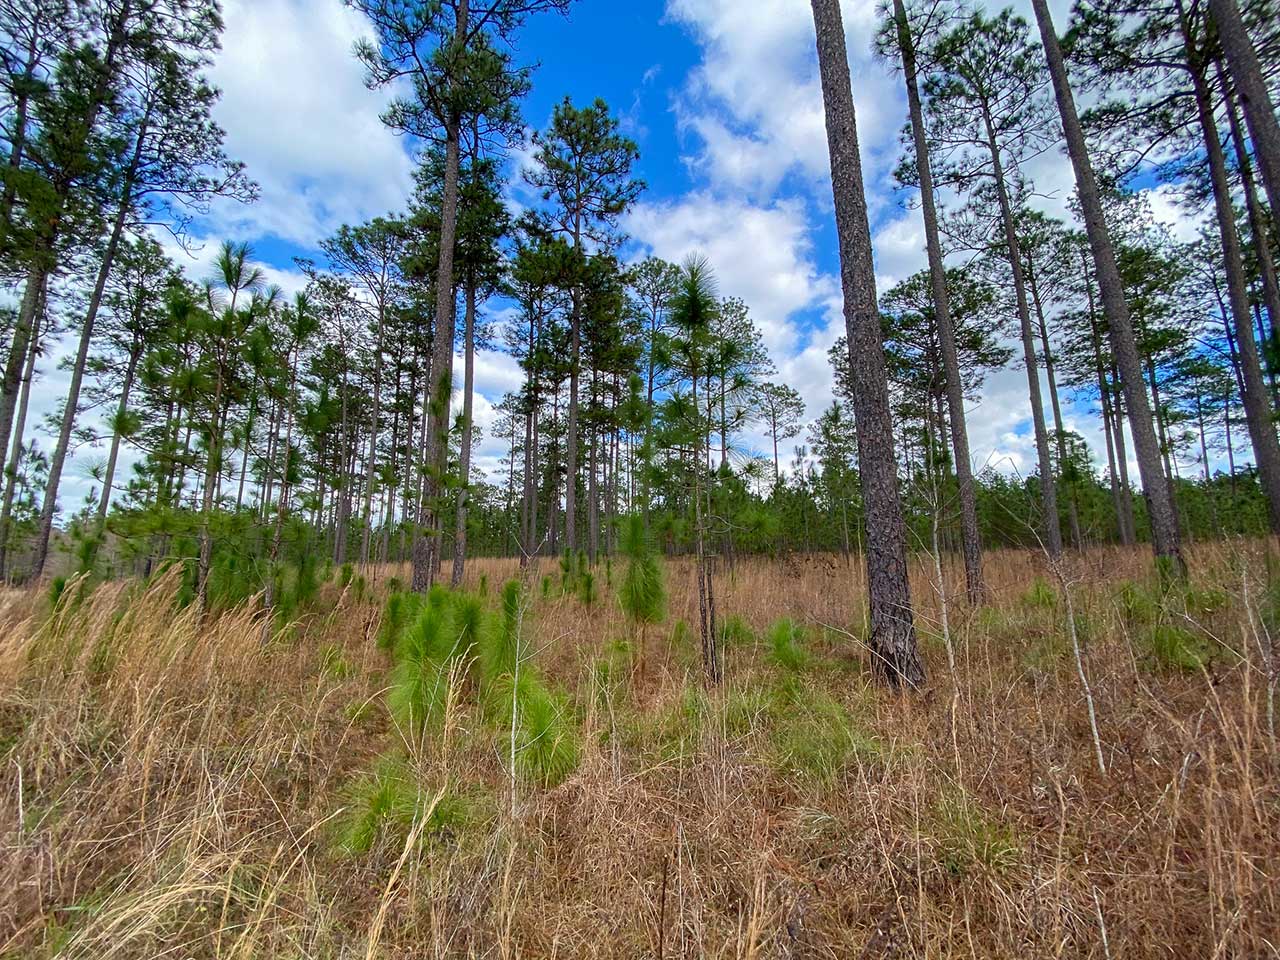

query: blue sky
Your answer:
[36,0,1213,511]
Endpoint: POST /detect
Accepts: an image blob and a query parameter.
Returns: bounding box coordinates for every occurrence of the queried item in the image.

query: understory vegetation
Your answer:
[1,541,1277,957]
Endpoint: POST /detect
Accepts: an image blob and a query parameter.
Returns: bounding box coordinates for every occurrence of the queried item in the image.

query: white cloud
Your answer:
[666,0,904,202]
[202,0,414,247]
[626,191,837,357]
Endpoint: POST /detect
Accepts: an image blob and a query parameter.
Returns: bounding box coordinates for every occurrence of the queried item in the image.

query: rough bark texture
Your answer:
[451,279,477,587]
[413,125,462,591]
[811,0,923,687]
[412,0,469,592]
[1209,0,1280,216]
[1183,18,1280,533]
[0,270,44,487]
[1222,69,1280,385]
[1032,0,1185,568]
[893,0,985,605]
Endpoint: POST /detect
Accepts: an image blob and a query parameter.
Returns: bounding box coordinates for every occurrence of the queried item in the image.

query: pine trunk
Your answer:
[1032,0,1184,568]
[811,0,923,687]
[892,0,985,605]
[983,116,1063,558]
[1208,0,1280,215]
[1183,23,1280,533]
[451,278,477,587]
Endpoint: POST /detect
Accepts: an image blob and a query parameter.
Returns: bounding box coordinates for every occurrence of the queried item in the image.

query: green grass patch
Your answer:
[930,794,1020,878]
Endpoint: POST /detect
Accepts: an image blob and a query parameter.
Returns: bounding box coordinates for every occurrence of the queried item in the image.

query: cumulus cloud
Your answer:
[666,0,904,202]
[202,0,414,247]
[626,191,837,357]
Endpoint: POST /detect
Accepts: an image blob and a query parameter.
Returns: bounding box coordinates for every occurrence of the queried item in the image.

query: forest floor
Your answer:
[0,542,1277,958]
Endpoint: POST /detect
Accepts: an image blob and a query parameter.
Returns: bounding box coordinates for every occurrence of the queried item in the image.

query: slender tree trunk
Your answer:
[893,0,985,604]
[566,287,580,557]
[1033,0,1184,568]
[588,369,600,565]
[983,114,1063,558]
[811,0,923,687]
[1086,281,1131,544]
[32,151,144,578]
[0,293,42,580]
[360,303,386,567]
[0,269,45,487]
[0,1,131,483]
[1222,68,1280,390]
[414,0,468,590]
[1110,360,1138,542]
[197,370,225,611]
[1208,0,1280,215]
[96,345,142,523]
[451,279,477,586]
[335,367,352,566]
[1182,17,1280,532]
[261,347,301,641]
[1027,251,1083,549]
[235,391,256,512]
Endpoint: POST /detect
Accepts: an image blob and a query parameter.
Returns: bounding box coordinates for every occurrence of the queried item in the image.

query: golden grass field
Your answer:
[0,541,1277,958]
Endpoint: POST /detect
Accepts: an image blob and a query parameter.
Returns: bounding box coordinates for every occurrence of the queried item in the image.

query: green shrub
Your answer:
[619,516,666,627]
[1117,580,1157,625]
[378,591,424,652]
[479,580,522,684]
[331,756,482,856]
[1142,624,1212,672]
[719,613,754,649]
[1182,585,1227,616]
[331,756,420,856]
[387,604,455,733]
[491,670,580,787]
[769,687,880,784]
[578,569,597,607]
[767,617,808,672]
[931,794,1019,877]
[1019,578,1056,610]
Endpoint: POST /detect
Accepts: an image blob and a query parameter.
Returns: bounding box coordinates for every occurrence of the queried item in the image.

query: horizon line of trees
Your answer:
[2,0,1280,688]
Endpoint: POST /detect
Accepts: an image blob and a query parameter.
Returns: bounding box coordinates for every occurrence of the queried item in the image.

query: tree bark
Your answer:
[1182,14,1280,533]
[413,0,468,592]
[1221,67,1280,393]
[982,113,1063,558]
[811,0,923,687]
[1032,0,1185,568]
[451,277,477,587]
[0,270,45,488]
[0,286,43,580]
[360,301,387,567]
[892,0,985,605]
[1208,0,1280,216]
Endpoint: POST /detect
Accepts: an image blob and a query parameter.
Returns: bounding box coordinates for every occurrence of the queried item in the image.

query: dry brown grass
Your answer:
[1,541,1277,958]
